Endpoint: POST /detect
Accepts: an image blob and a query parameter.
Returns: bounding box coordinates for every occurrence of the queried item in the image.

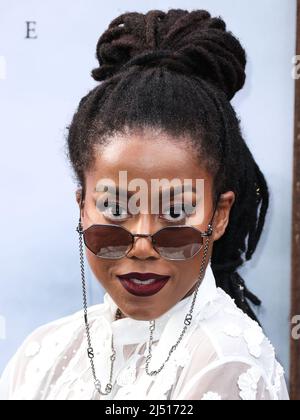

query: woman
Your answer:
[0,8,289,400]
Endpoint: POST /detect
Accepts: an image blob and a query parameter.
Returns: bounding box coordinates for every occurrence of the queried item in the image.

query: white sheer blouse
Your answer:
[0,263,289,400]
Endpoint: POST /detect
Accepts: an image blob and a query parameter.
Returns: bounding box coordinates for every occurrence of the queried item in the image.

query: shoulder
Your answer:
[0,303,106,400]
[17,303,104,353]
[174,288,289,400]
[183,287,287,398]
[196,288,279,371]
[22,299,109,340]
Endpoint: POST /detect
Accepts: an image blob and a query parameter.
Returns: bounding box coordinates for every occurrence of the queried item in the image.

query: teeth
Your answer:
[131,278,157,285]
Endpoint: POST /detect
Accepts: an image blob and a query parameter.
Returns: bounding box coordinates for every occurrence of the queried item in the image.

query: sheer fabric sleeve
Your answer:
[0,339,27,401]
[0,355,15,400]
[0,312,84,400]
[174,360,289,400]
[0,328,48,400]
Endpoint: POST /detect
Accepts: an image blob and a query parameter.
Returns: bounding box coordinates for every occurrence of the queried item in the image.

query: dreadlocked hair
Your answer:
[65,9,269,323]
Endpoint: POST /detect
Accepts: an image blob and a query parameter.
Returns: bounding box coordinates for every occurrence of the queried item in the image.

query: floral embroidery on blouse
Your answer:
[243,322,265,358]
[238,366,262,400]
[222,324,242,337]
[201,392,222,400]
[268,362,285,400]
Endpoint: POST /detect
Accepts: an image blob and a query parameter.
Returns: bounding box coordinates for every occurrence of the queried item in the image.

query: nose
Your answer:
[126,215,159,260]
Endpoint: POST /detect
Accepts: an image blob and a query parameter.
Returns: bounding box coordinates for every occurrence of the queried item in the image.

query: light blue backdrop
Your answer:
[0,0,296,384]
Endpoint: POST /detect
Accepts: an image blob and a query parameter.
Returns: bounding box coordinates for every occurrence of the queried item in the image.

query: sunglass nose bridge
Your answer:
[126,232,159,258]
[132,233,152,238]
[131,233,154,246]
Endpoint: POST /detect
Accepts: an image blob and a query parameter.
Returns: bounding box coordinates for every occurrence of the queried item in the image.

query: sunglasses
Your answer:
[76,195,220,261]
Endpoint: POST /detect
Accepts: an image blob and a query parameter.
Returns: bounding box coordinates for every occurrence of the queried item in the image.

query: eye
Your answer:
[161,203,196,223]
[100,200,130,221]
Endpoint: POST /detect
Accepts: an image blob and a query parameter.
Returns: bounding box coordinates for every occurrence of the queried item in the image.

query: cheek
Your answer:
[175,241,213,286]
[85,249,113,285]
[172,258,202,288]
[178,257,200,289]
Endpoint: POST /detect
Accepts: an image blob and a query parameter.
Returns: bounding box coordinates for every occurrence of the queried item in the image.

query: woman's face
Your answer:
[76,128,235,320]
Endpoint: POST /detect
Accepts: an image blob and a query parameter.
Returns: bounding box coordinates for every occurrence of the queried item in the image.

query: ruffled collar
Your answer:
[101,262,218,346]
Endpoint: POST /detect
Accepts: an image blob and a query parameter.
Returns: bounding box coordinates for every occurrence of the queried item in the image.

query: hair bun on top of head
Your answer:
[91,9,247,101]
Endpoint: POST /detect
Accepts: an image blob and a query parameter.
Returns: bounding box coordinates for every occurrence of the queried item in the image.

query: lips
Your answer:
[117,272,171,297]
[117,272,170,281]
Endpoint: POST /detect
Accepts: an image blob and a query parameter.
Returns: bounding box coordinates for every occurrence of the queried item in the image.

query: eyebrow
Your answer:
[94,184,197,196]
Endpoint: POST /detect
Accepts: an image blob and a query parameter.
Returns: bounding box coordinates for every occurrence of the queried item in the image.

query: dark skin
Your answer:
[76,127,235,321]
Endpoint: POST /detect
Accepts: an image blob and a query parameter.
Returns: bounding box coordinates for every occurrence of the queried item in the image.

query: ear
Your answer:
[75,188,82,207]
[75,188,85,220]
[212,191,235,241]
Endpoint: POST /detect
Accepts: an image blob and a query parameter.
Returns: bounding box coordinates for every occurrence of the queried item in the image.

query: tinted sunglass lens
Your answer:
[154,226,203,259]
[83,225,132,258]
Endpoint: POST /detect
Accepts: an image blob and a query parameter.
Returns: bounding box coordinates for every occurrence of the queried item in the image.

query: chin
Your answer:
[126,310,155,321]
[121,304,160,321]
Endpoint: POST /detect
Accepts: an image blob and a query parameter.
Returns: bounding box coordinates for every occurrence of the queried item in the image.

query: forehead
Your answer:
[86,129,212,188]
